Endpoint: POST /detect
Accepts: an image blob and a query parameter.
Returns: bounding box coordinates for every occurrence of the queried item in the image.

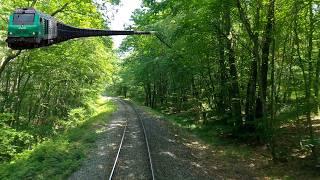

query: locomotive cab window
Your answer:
[13,14,35,25]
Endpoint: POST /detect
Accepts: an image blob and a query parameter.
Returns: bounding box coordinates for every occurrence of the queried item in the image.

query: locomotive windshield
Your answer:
[13,14,34,25]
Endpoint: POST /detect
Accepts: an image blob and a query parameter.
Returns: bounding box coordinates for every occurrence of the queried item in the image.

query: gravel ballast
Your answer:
[134,104,258,180]
[69,98,257,179]
[112,101,151,179]
[69,98,152,180]
[69,98,126,180]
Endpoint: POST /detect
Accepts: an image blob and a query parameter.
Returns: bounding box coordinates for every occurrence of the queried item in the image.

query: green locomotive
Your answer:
[7,8,154,50]
[7,8,57,49]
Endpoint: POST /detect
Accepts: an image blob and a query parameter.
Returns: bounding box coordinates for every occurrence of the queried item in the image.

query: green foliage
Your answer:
[110,0,121,5]
[0,0,118,163]
[64,108,87,128]
[0,125,34,162]
[0,140,85,179]
[114,0,320,164]
[0,99,116,179]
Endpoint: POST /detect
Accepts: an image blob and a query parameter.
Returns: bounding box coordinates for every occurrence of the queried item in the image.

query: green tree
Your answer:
[116,0,320,164]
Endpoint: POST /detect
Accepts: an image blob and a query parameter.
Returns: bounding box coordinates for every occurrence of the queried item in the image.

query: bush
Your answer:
[0,125,34,162]
[0,99,116,179]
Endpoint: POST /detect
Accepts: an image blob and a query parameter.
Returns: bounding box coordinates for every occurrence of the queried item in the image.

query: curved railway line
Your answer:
[108,100,155,180]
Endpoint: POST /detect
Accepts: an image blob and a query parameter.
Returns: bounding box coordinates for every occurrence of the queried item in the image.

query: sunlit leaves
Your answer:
[0,0,117,162]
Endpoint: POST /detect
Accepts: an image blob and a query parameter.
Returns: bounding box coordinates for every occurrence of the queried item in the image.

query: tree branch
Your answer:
[0,15,8,23]
[0,50,22,78]
[236,0,255,40]
[30,0,38,7]
[51,3,70,17]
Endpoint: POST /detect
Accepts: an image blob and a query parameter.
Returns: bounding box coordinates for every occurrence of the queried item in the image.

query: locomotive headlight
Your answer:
[9,32,12,35]
[32,32,36,35]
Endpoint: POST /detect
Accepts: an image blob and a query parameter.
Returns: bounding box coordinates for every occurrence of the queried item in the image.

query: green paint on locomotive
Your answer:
[8,11,43,38]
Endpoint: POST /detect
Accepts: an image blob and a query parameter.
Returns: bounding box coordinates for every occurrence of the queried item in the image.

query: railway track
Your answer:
[108,99,155,180]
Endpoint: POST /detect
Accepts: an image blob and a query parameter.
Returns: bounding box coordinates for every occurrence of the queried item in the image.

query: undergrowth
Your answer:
[0,97,116,180]
[138,102,320,179]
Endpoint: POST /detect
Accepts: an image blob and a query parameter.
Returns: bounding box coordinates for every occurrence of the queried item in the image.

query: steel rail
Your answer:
[108,99,155,180]
[131,103,155,180]
[108,100,128,180]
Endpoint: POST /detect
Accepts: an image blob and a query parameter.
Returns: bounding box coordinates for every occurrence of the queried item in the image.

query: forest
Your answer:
[0,0,320,179]
[116,0,320,166]
[0,0,117,166]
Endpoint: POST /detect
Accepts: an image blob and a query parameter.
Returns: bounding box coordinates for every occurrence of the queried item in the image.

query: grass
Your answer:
[0,97,116,180]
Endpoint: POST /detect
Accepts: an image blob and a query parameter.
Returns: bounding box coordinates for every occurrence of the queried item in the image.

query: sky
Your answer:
[94,0,142,48]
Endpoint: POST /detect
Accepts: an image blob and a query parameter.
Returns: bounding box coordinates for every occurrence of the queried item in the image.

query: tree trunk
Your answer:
[306,0,317,161]
[236,0,259,130]
[223,1,242,129]
[259,0,275,120]
[314,49,320,99]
